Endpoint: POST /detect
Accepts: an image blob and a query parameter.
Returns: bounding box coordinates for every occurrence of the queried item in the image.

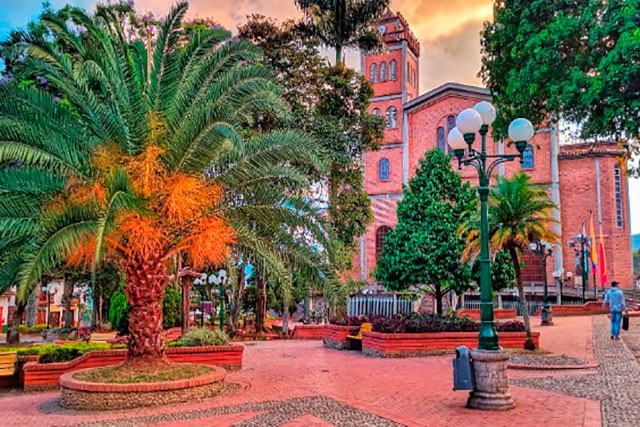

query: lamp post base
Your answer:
[540,307,553,326]
[467,349,514,411]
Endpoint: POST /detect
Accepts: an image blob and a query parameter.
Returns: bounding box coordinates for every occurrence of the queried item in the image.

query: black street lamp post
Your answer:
[530,240,553,325]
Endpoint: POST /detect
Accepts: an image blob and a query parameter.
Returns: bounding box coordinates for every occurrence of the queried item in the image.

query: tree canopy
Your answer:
[481,0,640,174]
[376,150,476,314]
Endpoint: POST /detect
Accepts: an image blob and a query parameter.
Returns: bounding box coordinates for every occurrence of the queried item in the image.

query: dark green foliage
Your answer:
[2,342,120,363]
[178,327,228,347]
[481,0,640,174]
[471,249,517,292]
[294,0,391,64]
[376,150,477,313]
[109,279,130,336]
[162,284,182,329]
[367,314,526,334]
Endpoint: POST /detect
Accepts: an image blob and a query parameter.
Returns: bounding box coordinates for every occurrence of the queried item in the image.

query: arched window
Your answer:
[437,127,446,153]
[386,106,397,129]
[370,63,377,83]
[380,61,387,82]
[446,115,456,132]
[378,158,390,180]
[390,60,397,80]
[376,226,392,260]
[522,144,534,168]
[371,108,381,116]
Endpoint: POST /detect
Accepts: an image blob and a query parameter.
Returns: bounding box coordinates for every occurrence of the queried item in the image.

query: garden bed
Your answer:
[21,345,243,390]
[322,324,355,350]
[361,330,540,357]
[60,365,226,410]
[291,324,325,340]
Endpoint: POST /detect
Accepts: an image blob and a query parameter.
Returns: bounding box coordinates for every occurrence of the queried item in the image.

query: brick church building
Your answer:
[351,11,634,294]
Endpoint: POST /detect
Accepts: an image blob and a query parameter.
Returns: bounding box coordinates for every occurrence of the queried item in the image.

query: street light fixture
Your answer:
[449,102,533,411]
[553,269,564,305]
[530,240,554,325]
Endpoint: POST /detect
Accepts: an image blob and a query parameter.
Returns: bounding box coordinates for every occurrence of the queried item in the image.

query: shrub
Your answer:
[329,315,372,326]
[178,328,228,347]
[363,313,525,334]
[109,287,130,336]
[162,284,182,329]
[18,324,48,334]
[496,320,526,332]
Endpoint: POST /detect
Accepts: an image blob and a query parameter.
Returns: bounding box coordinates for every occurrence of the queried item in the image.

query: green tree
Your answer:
[294,0,391,65]
[0,2,328,364]
[461,173,558,350]
[109,278,130,336]
[376,150,477,315]
[162,283,182,329]
[471,249,517,293]
[481,0,640,174]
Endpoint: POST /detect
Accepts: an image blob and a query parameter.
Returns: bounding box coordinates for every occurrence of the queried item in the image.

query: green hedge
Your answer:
[1,342,125,363]
[17,324,48,334]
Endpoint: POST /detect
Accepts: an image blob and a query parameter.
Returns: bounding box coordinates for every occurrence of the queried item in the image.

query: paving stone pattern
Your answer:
[508,353,588,366]
[513,316,640,427]
[65,396,404,427]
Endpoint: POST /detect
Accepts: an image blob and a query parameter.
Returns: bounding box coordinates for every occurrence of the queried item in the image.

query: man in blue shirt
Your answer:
[602,281,626,340]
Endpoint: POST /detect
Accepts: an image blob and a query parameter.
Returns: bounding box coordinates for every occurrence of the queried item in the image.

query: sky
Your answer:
[1,0,638,233]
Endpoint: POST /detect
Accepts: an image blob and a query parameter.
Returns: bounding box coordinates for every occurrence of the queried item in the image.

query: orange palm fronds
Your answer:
[128,145,166,198]
[66,235,96,270]
[116,213,169,260]
[186,215,235,269]
[163,174,223,225]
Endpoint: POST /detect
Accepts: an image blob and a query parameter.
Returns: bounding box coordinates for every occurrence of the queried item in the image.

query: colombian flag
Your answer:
[599,225,608,288]
[589,212,598,277]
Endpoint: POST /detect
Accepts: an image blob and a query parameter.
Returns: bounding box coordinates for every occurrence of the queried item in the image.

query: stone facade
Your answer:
[353,10,634,290]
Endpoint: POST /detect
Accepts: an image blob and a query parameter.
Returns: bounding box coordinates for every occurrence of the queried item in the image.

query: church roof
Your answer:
[404,82,491,113]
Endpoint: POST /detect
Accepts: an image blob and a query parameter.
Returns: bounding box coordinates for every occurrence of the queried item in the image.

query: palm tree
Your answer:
[295,0,391,65]
[461,173,558,350]
[0,2,328,364]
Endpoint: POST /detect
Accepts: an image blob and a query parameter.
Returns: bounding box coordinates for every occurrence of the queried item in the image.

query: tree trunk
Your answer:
[509,247,535,350]
[6,303,25,344]
[180,280,191,334]
[63,277,74,328]
[124,256,168,362]
[435,285,443,315]
[335,45,343,66]
[228,263,245,337]
[255,274,267,333]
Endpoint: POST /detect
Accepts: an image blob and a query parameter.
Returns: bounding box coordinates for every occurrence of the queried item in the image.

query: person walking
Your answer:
[603,281,626,340]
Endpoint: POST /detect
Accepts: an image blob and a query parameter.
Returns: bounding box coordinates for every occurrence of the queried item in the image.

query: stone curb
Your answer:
[507,362,600,371]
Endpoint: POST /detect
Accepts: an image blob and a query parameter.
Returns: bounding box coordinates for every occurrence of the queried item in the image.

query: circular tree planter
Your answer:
[59,365,226,410]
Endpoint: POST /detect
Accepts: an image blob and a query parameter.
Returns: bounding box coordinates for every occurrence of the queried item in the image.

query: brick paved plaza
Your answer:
[3,315,638,426]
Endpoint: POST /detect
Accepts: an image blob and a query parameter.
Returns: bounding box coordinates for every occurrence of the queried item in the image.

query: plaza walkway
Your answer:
[0,316,614,427]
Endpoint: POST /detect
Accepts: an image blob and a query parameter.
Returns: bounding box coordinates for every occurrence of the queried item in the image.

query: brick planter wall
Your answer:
[535,301,607,316]
[22,345,243,390]
[59,366,226,410]
[458,309,517,319]
[322,325,356,350]
[291,325,325,340]
[361,331,540,358]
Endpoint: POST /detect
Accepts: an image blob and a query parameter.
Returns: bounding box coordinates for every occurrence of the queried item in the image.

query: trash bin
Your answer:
[453,346,474,390]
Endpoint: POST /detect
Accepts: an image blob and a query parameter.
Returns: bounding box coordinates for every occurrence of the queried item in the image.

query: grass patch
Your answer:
[73,363,213,384]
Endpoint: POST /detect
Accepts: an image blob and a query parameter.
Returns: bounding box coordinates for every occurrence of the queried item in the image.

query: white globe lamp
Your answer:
[508,118,535,153]
[474,101,497,126]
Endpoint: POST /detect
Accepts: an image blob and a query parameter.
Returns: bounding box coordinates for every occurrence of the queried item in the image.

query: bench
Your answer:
[0,352,17,377]
[346,322,372,350]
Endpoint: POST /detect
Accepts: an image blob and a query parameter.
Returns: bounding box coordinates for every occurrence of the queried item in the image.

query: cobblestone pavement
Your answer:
[513,316,640,427]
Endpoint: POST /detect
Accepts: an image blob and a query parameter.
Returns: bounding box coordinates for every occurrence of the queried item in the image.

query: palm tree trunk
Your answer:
[124,256,168,363]
[335,44,343,66]
[6,302,25,344]
[255,274,267,333]
[509,247,535,350]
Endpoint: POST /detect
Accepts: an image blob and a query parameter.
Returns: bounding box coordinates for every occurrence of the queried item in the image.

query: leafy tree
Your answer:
[0,2,327,365]
[295,0,391,65]
[162,283,182,329]
[376,150,477,315]
[481,0,640,174]
[460,173,558,350]
[109,279,130,336]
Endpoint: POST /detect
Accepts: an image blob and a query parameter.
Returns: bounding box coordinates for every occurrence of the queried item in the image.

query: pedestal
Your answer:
[467,349,514,411]
[541,307,553,326]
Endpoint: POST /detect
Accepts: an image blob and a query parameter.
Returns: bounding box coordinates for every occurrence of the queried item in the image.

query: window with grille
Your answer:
[437,127,446,153]
[370,63,377,83]
[390,60,397,80]
[380,61,387,81]
[378,158,390,180]
[376,226,392,260]
[386,107,397,129]
[614,167,623,228]
[521,144,534,168]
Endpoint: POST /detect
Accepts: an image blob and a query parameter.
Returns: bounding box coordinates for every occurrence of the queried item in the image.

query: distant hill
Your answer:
[633,234,640,251]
